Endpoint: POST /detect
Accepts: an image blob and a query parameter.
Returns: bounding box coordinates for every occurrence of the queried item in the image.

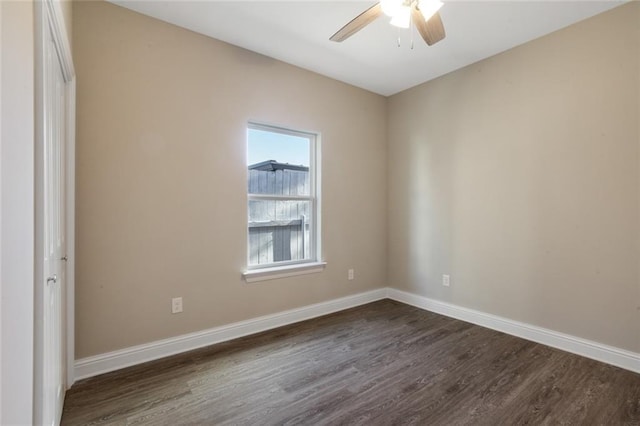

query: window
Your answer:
[245,123,321,276]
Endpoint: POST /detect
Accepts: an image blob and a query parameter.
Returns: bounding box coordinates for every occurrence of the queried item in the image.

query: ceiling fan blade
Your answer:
[411,6,446,46]
[330,3,383,42]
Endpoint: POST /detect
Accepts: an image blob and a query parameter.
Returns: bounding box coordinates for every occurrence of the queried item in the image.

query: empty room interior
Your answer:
[1,0,639,424]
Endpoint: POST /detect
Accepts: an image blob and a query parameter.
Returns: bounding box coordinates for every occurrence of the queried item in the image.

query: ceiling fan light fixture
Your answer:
[381,0,403,18]
[390,5,411,28]
[329,0,446,46]
[418,0,444,22]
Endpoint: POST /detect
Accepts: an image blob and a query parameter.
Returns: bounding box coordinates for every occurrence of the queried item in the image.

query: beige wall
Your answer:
[73,2,387,358]
[75,1,640,360]
[1,1,35,423]
[388,3,640,352]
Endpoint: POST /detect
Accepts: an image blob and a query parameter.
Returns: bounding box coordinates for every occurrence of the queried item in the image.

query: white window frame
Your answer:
[243,122,324,282]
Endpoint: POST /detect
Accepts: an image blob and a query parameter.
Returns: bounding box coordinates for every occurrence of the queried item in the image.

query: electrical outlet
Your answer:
[442,274,450,287]
[171,297,183,314]
[348,269,355,281]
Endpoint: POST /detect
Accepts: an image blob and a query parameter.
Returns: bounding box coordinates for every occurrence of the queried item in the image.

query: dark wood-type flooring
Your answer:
[62,300,640,425]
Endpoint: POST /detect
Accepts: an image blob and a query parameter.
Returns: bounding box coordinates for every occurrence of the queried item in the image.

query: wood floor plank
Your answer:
[62,300,640,425]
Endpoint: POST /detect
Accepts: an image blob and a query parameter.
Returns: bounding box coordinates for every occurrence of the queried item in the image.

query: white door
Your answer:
[41,17,67,426]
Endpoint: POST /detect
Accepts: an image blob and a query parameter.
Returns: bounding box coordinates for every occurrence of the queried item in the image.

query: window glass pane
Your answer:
[248,128,309,167]
[248,168,310,196]
[247,128,310,196]
[248,200,311,266]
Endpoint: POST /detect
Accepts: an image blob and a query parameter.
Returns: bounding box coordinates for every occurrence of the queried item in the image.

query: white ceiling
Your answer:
[109,0,625,96]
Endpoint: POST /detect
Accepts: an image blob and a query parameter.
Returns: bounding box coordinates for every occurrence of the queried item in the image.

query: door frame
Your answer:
[34,0,75,423]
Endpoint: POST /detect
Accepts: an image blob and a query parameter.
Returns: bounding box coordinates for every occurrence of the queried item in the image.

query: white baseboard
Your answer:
[74,288,387,381]
[386,288,640,375]
[74,287,640,382]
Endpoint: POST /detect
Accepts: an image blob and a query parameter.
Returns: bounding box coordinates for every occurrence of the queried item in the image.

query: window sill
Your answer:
[243,262,327,283]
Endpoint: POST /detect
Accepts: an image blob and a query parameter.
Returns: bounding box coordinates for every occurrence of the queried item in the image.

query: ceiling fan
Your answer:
[330,0,446,46]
